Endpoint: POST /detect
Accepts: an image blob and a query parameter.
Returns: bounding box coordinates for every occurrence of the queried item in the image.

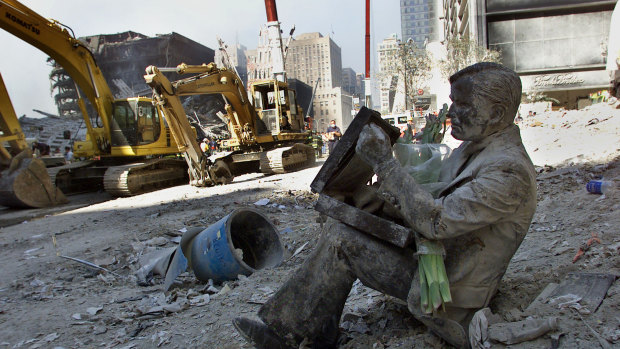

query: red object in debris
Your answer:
[572,248,585,263]
[572,233,601,263]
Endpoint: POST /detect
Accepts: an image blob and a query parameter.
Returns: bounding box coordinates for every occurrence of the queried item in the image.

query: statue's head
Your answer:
[447,62,522,141]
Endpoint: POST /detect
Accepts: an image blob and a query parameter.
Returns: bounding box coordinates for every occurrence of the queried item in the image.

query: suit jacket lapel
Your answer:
[436,125,521,198]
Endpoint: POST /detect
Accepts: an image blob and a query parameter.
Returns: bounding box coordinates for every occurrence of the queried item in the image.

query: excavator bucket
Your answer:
[0,150,68,208]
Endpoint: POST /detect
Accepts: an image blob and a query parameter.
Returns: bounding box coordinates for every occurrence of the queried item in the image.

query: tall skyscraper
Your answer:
[286,33,353,131]
[341,68,357,95]
[400,0,440,47]
[377,34,400,114]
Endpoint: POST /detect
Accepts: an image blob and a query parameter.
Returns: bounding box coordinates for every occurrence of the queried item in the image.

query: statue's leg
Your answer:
[258,219,416,346]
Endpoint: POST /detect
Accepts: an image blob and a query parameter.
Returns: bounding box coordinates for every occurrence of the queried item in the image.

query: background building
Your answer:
[49,31,214,118]
[442,0,618,109]
[285,32,353,131]
[442,0,483,43]
[377,33,401,114]
[215,42,248,85]
[401,0,441,47]
[286,33,342,90]
[341,67,358,95]
[246,25,275,85]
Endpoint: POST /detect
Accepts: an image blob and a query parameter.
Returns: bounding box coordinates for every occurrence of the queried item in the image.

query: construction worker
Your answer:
[325,119,342,155]
[402,115,416,143]
[233,62,537,348]
[200,138,210,155]
[311,131,323,158]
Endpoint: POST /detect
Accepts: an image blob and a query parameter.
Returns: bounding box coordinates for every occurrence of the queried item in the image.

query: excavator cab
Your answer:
[251,80,302,134]
[110,98,161,147]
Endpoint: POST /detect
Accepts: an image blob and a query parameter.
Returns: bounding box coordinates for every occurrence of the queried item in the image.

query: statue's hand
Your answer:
[356,124,392,171]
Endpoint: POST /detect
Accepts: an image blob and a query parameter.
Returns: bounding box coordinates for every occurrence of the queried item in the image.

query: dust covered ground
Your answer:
[0,102,619,348]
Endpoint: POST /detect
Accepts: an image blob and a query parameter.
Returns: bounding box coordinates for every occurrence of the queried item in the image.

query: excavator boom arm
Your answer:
[0,0,115,152]
[145,64,259,163]
[0,72,26,160]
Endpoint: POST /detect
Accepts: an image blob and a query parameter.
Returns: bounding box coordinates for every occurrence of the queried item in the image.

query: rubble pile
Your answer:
[0,103,618,348]
[520,99,620,167]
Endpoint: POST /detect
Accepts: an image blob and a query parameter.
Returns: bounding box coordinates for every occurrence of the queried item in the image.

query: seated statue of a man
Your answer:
[233,62,537,348]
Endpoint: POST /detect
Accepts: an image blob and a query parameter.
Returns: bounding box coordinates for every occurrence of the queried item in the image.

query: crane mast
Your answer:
[264,0,286,82]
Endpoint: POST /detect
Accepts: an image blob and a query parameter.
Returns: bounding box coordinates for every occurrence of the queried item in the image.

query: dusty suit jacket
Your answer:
[378,124,537,309]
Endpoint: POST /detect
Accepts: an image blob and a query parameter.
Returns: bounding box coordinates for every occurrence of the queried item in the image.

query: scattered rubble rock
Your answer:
[1,104,619,347]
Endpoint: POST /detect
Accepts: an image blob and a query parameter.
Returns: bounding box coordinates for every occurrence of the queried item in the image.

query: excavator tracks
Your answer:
[48,160,103,194]
[103,159,188,197]
[259,143,316,175]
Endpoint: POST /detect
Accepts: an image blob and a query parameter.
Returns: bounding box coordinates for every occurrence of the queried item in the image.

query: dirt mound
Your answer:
[520,100,620,167]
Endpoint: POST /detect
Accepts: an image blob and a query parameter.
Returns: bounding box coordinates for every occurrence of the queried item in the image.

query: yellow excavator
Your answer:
[142,0,314,186]
[0,0,187,201]
[0,72,67,207]
[144,62,315,186]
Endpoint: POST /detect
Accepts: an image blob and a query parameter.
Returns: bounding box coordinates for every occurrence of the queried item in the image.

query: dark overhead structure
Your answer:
[485,0,617,108]
[50,31,214,117]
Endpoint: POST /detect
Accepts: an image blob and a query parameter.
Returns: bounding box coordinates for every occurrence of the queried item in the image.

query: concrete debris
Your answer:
[86,306,103,316]
[135,247,176,286]
[59,255,121,277]
[488,317,558,345]
[188,293,211,306]
[93,326,107,335]
[144,237,169,247]
[253,198,270,206]
[291,241,309,258]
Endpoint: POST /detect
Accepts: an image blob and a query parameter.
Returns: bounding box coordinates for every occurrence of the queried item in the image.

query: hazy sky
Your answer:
[0,0,401,117]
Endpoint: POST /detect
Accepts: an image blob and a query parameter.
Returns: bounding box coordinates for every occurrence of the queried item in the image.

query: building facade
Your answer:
[50,31,214,117]
[215,43,248,85]
[377,34,401,114]
[285,32,353,131]
[401,0,441,47]
[286,33,342,90]
[246,25,274,85]
[442,0,618,109]
[341,67,358,95]
[442,0,483,43]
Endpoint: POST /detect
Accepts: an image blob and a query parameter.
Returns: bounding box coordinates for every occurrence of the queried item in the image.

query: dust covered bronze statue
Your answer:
[233,62,537,349]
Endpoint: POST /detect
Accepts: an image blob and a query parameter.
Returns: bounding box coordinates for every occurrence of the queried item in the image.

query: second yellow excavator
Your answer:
[143,0,315,187]
[145,63,315,186]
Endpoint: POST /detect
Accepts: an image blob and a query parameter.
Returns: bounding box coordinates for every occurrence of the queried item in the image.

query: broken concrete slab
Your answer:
[310,107,412,247]
[527,272,617,316]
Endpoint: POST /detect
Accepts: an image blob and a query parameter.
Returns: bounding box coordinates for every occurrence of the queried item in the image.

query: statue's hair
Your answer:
[449,62,522,123]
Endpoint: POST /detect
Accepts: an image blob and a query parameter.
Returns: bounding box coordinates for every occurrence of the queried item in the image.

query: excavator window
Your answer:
[279,91,287,106]
[288,90,297,116]
[266,91,277,109]
[111,102,138,146]
[253,91,265,110]
[136,102,160,144]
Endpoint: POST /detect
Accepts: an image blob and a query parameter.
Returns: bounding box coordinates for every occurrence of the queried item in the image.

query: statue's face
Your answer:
[448,77,495,142]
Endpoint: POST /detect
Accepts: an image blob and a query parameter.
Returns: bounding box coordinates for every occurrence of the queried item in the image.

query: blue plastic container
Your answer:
[189,208,284,283]
[586,180,612,194]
